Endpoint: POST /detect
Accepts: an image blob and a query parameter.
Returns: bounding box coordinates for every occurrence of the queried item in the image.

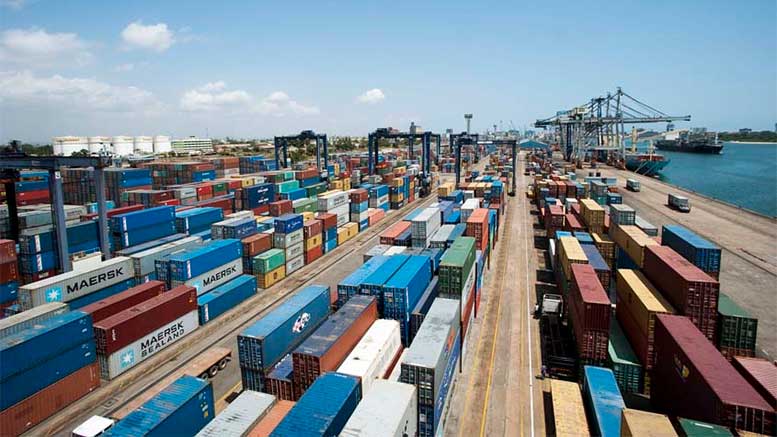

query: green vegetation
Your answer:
[718,130,777,143]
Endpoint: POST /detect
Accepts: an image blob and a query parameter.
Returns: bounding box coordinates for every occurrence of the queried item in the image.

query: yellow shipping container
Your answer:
[390,193,404,202]
[559,236,588,281]
[616,269,675,351]
[620,408,677,437]
[394,166,407,174]
[257,265,286,289]
[301,211,315,221]
[337,227,350,245]
[304,234,322,251]
[344,222,359,237]
[343,178,351,190]
[331,163,340,175]
[580,199,605,232]
[551,379,589,437]
[438,182,455,197]
[391,178,404,188]
[609,224,658,267]
[330,180,343,190]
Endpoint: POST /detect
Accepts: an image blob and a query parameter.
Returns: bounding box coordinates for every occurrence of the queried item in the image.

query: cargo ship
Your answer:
[655,130,723,154]
[624,151,670,176]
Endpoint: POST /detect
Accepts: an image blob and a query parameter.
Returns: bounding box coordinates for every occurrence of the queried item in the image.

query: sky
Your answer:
[0,0,775,143]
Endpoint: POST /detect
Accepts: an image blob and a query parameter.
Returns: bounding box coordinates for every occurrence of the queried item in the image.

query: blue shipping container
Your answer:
[104,375,214,437]
[198,275,257,325]
[382,255,433,344]
[293,296,376,362]
[111,206,175,233]
[323,238,337,253]
[271,372,361,437]
[661,224,722,274]
[238,285,330,372]
[581,244,610,273]
[359,255,410,312]
[175,208,224,234]
[19,220,99,255]
[274,214,304,234]
[575,231,595,245]
[0,281,18,304]
[115,222,177,249]
[583,366,625,437]
[168,239,242,281]
[336,255,390,307]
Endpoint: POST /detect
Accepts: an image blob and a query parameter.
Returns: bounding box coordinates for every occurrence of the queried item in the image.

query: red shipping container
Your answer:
[368,209,385,226]
[565,213,584,232]
[0,362,100,436]
[266,374,295,401]
[158,199,180,206]
[252,205,269,216]
[570,264,611,361]
[80,281,166,324]
[292,296,378,399]
[570,203,581,218]
[544,205,565,228]
[732,357,777,410]
[466,209,489,251]
[379,221,411,245]
[0,261,19,283]
[93,285,197,355]
[304,245,323,265]
[0,240,17,264]
[295,168,319,180]
[303,219,323,239]
[653,314,774,434]
[348,189,368,203]
[198,197,233,215]
[315,212,338,230]
[196,184,213,200]
[16,189,49,201]
[21,269,56,284]
[643,245,719,341]
[269,200,293,217]
[242,233,272,257]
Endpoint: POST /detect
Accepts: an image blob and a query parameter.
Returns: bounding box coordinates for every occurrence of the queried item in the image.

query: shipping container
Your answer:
[609,224,658,268]
[731,357,777,410]
[383,255,434,344]
[175,256,243,296]
[336,255,390,307]
[558,236,588,282]
[265,354,294,401]
[103,375,215,437]
[80,280,165,324]
[652,314,774,434]
[582,366,625,437]
[340,380,417,437]
[581,243,611,291]
[271,372,361,437]
[409,276,440,344]
[550,379,589,437]
[167,239,242,282]
[253,249,286,274]
[643,245,719,341]
[292,295,378,397]
[129,236,202,280]
[359,255,409,309]
[620,408,677,437]
[438,236,476,298]
[196,390,275,437]
[248,400,295,437]
[716,293,758,359]
[674,418,734,437]
[608,319,643,394]
[337,319,402,395]
[661,225,721,275]
[238,285,330,376]
[0,301,68,337]
[198,275,257,325]
[569,264,610,362]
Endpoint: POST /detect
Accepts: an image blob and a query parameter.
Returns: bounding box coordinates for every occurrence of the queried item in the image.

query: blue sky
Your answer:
[1,0,775,143]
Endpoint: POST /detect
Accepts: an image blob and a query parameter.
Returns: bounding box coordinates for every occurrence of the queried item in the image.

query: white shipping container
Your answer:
[285,242,304,260]
[172,257,242,296]
[0,302,68,337]
[461,260,477,306]
[429,225,454,248]
[460,198,481,222]
[369,195,389,208]
[273,229,303,249]
[411,207,441,241]
[18,257,134,310]
[463,190,475,200]
[98,310,199,379]
[225,210,255,221]
[285,255,305,274]
[340,380,417,437]
[317,191,348,211]
[130,236,202,279]
[350,211,369,223]
[336,212,350,227]
[383,246,407,256]
[364,244,391,262]
[337,320,402,396]
[196,390,276,437]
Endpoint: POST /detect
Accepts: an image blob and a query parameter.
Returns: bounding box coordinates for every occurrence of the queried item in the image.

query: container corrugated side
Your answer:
[130,236,202,278]
[551,379,589,437]
[174,256,242,296]
[337,255,390,306]
[608,319,643,395]
[340,379,417,437]
[248,400,295,437]
[198,275,257,325]
[731,357,777,410]
[582,366,625,437]
[336,319,402,396]
[0,301,68,337]
[195,390,275,437]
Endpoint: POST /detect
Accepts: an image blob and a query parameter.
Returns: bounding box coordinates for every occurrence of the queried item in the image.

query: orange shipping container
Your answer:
[379,221,411,245]
[248,400,296,437]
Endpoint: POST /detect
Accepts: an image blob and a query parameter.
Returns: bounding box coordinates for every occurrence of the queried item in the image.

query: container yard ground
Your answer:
[445,152,546,437]
[577,164,777,359]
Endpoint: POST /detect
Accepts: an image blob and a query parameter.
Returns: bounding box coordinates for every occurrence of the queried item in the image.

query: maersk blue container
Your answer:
[279,188,308,202]
[168,239,242,281]
[271,372,361,437]
[238,285,330,372]
[360,255,410,311]
[115,233,189,257]
[67,279,136,310]
[324,227,337,241]
[323,238,337,253]
[198,275,257,325]
[575,231,595,245]
[581,244,610,273]
[115,222,177,249]
[19,220,99,255]
[382,255,433,344]
[274,214,304,234]
[583,366,625,437]
[111,206,175,233]
[336,255,390,306]
[0,281,18,304]
[104,375,214,437]
[0,310,93,381]
[661,224,722,274]
[175,207,224,234]
[1,340,96,410]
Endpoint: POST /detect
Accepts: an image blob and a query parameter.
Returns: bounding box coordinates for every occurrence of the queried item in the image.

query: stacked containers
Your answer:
[580,244,611,292]
[196,390,276,437]
[111,206,176,250]
[170,239,243,297]
[94,285,198,379]
[582,366,625,437]
[465,209,490,252]
[379,221,411,246]
[197,275,257,325]
[274,214,305,276]
[317,212,338,253]
[302,219,323,265]
[643,245,719,342]
[269,200,293,217]
[661,225,722,279]
[731,357,777,410]
[569,264,610,365]
[103,375,214,437]
[175,207,224,235]
[318,191,349,227]
[80,280,166,324]
[580,199,605,235]
[382,255,433,345]
[241,183,275,213]
[336,255,390,307]
[0,240,18,307]
[359,255,409,313]
[716,293,758,359]
[438,237,476,298]
[340,380,417,437]
[652,314,774,434]
[0,302,68,337]
[211,216,258,240]
[607,319,643,394]
[291,295,378,399]
[429,225,454,250]
[337,319,402,396]
[129,236,202,282]
[368,184,389,211]
[241,233,272,275]
[253,249,286,289]
[410,207,441,248]
[238,285,330,392]
[609,204,636,227]
[18,220,100,278]
[349,189,370,231]
[265,355,294,400]
[544,204,566,238]
[271,372,361,437]
[400,298,461,437]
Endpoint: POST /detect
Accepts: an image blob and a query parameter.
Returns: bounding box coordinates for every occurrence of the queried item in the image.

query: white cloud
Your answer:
[180,82,319,116]
[0,70,163,114]
[0,28,93,67]
[121,21,174,52]
[113,63,135,72]
[356,88,385,104]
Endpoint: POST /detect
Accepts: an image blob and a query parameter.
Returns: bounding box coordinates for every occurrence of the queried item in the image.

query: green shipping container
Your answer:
[306,183,328,198]
[253,249,286,274]
[276,180,301,194]
[607,319,643,395]
[716,293,757,353]
[293,197,318,214]
[438,236,476,297]
[675,418,733,436]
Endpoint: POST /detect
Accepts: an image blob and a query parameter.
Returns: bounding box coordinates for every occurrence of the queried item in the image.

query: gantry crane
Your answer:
[274,130,329,178]
[367,128,439,197]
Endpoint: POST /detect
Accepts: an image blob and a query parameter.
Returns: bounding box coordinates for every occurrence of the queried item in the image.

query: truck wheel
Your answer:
[200,372,209,380]
[218,358,228,370]
[209,364,219,378]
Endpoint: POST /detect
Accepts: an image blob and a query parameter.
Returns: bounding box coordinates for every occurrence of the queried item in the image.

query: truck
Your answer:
[535,293,563,317]
[110,346,232,420]
[626,178,640,192]
[667,193,691,213]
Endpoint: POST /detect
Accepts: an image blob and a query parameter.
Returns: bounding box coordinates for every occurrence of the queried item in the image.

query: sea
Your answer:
[639,142,777,217]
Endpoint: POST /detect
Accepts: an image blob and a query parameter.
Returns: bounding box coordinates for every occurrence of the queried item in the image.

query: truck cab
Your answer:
[535,293,563,318]
[668,193,691,213]
[626,178,640,192]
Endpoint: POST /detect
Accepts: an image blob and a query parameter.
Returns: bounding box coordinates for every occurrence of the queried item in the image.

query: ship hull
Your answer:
[625,156,670,176]
[655,140,724,154]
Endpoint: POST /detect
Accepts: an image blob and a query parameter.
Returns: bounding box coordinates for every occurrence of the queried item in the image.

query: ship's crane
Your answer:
[535,87,690,162]
[367,128,439,197]
[274,130,329,178]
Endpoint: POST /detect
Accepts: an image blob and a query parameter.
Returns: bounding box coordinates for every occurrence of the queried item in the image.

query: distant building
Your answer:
[774,123,777,133]
[739,128,752,134]
[171,137,213,153]
[667,123,675,132]
[409,122,423,135]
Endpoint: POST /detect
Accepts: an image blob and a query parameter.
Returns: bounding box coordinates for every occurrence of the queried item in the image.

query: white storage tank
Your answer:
[133,136,153,154]
[52,136,88,156]
[153,135,171,154]
[111,136,134,156]
[87,136,112,154]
